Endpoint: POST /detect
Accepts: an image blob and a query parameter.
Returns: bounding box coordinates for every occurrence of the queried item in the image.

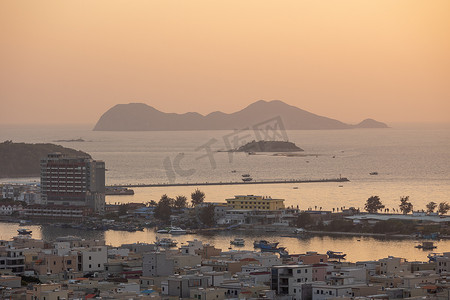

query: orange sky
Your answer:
[1,0,449,125]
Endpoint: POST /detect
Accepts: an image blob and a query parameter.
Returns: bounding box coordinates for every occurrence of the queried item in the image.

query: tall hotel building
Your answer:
[40,153,105,213]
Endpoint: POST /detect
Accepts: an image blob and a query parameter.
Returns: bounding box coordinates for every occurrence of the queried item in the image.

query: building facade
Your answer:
[225,195,285,211]
[40,153,105,213]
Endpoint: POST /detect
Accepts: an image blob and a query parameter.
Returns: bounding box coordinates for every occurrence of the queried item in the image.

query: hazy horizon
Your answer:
[1,0,449,125]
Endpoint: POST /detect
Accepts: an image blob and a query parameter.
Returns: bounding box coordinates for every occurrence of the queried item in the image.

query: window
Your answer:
[89,256,92,260]
[89,264,92,268]
[98,264,100,267]
[297,269,301,273]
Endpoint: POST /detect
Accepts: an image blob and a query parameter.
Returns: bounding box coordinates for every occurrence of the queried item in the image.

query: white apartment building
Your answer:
[271,265,313,300]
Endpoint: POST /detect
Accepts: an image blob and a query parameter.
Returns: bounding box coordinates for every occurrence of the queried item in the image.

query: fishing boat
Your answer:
[327,250,346,259]
[254,240,279,250]
[427,253,443,262]
[369,172,378,175]
[415,241,437,250]
[277,247,290,258]
[230,238,245,246]
[242,177,253,182]
[156,238,178,247]
[242,174,251,177]
[17,229,32,235]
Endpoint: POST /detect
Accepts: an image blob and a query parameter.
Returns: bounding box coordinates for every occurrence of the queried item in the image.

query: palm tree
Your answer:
[191,189,205,207]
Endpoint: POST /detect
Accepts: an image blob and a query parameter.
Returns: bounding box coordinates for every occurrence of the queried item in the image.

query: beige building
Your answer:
[30,253,78,276]
[190,287,227,300]
[225,195,285,211]
[26,283,70,300]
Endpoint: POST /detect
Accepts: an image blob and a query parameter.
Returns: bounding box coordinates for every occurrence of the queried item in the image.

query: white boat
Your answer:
[230,238,245,246]
[156,228,169,234]
[169,227,186,235]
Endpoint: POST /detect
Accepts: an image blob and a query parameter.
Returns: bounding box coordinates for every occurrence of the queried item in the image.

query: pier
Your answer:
[108,177,349,188]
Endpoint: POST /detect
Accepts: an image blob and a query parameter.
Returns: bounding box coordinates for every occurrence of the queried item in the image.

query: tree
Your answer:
[438,202,450,215]
[399,196,413,215]
[199,204,215,227]
[426,202,437,214]
[191,189,205,207]
[154,194,173,222]
[174,195,188,210]
[147,200,157,207]
[364,196,385,213]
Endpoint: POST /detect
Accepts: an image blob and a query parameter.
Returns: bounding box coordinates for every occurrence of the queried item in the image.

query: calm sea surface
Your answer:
[1,124,449,261]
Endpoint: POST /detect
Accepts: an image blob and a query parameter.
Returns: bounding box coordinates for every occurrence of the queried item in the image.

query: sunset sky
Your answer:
[1,0,449,125]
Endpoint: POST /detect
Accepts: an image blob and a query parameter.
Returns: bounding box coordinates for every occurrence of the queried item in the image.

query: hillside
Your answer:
[0,141,91,178]
[93,100,389,131]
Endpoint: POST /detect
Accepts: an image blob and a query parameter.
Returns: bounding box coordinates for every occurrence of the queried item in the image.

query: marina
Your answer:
[1,222,447,263]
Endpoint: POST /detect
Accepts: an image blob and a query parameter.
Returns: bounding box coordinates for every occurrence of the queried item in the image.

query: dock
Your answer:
[107,177,349,188]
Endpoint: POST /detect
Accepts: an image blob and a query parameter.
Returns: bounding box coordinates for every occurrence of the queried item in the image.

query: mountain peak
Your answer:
[355,118,389,128]
[93,100,388,131]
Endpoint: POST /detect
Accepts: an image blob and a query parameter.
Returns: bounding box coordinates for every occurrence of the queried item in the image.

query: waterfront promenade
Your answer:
[108,177,349,188]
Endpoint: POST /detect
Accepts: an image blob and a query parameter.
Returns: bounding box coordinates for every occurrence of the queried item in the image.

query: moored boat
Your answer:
[169,227,186,235]
[230,238,245,246]
[415,241,437,250]
[156,238,178,247]
[254,240,279,250]
[327,250,346,259]
[156,228,169,234]
[17,229,32,235]
[427,253,443,262]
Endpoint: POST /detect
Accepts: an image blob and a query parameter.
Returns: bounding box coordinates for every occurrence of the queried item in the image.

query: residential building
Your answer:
[0,246,25,274]
[271,265,313,299]
[190,287,227,300]
[26,283,70,300]
[291,251,328,264]
[142,251,175,277]
[75,246,107,273]
[436,252,450,274]
[0,201,23,215]
[162,274,210,298]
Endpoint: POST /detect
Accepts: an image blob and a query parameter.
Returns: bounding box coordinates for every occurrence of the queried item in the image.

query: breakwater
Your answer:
[108,177,349,188]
